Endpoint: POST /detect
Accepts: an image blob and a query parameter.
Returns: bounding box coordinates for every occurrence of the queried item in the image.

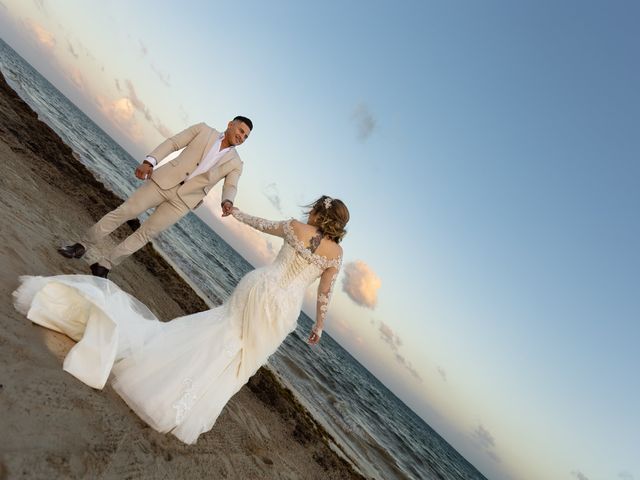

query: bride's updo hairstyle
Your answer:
[305,195,349,243]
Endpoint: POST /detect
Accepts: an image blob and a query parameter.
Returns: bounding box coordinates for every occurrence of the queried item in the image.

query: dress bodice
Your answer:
[271,242,322,290]
[230,210,342,331]
[268,220,340,292]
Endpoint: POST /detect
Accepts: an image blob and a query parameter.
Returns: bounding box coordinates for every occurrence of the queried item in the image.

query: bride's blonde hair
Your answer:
[304,195,349,243]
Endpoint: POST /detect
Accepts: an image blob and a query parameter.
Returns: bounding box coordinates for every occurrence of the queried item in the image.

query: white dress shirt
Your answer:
[145,131,231,181]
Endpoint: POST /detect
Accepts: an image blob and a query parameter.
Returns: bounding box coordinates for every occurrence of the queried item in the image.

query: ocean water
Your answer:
[0,38,488,480]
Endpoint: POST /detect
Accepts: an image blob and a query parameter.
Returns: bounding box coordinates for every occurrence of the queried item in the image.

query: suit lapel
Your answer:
[200,127,217,161]
[203,152,237,186]
[215,149,237,168]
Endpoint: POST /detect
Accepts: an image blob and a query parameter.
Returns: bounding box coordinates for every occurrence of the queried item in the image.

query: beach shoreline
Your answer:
[0,69,367,479]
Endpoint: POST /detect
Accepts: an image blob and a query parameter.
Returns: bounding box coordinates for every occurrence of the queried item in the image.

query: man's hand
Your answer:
[135,162,153,180]
[221,200,234,217]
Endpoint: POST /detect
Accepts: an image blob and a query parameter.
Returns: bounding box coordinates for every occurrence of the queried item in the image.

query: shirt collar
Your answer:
[216,131,233,152]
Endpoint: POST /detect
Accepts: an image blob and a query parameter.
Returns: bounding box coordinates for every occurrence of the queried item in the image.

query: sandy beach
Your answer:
[0,70,366,480]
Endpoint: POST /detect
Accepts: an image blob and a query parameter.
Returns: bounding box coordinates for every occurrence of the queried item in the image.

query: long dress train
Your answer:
[12,211,341,444]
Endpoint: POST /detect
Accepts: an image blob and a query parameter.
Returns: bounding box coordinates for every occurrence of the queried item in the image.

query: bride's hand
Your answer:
[308,325,322,345]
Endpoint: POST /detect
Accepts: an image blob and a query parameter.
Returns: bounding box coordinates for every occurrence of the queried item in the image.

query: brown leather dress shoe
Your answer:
[57,243,86,259]
[90,263,110,278]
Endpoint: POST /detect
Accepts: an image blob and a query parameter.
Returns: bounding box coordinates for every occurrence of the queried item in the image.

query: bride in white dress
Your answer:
[12,195,349,444]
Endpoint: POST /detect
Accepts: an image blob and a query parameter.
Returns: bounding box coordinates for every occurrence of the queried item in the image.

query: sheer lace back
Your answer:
[231,211,342,333]
[308,230,323,254]
[282,220,342,270]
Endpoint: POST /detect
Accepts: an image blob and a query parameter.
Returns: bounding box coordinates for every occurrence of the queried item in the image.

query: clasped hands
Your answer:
[221,200,234,217]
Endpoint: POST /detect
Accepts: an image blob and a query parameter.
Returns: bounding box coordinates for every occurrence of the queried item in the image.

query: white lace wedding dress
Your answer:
[12,211,341,444]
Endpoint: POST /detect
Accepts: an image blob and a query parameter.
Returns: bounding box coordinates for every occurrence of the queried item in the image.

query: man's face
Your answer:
[225,120,251,146]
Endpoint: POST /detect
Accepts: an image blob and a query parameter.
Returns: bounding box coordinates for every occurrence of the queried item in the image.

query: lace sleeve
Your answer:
[313,261,341,337]
[231,210,286,238]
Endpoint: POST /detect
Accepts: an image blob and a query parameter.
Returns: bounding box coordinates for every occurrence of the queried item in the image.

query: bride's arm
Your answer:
[231,209,286,238]
[309,263,341,345]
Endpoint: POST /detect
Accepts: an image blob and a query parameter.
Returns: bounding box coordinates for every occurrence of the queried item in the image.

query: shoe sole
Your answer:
[57,246,85,259]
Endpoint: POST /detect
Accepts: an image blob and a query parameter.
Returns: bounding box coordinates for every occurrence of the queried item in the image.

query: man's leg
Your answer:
[85,181,166,246]
[58,181,166,260]
[98,193,190,269]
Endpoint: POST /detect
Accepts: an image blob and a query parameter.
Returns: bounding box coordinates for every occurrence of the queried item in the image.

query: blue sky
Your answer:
[1,1,638,479]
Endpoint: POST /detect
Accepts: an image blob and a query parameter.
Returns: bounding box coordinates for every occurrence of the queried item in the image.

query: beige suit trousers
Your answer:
[85,181,190,268]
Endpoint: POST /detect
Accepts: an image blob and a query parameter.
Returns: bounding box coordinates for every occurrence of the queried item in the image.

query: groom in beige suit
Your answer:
[58,116,253,278]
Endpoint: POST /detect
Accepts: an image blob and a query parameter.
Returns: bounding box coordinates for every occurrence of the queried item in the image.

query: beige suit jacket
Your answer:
[148,122,243,209]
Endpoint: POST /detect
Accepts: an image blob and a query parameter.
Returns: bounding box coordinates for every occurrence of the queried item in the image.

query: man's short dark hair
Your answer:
[234,116,253,131]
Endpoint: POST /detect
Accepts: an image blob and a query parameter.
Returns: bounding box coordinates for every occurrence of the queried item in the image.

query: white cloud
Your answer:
[139,39,148,56]
[108,97,134,122]
[67,66,85,91]
[394,352,423,382]
[24,19,56,51]
[379,321,401,351]
[178,105,189,124]
[124,79,152,121]
[33,0,47,14]
[472,424,500,463]
[351,103,376,141]
[341,260,381,309]
[262,183,283,213]
[571,471,590,480]
[376,320,422,381]
[151,63,171,87]
[122,79,172,138]
[66,40,78,58]
[155,121,172,139]
[472,424,495,448]
[95,95,143,142]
